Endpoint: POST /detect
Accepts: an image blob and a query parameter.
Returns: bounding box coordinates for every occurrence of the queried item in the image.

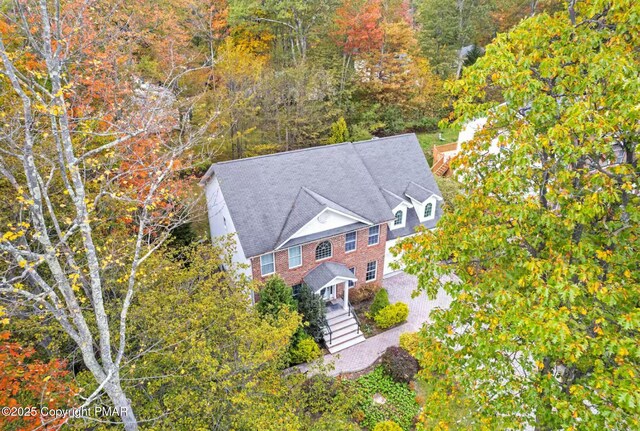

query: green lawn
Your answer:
[417,128,460,165]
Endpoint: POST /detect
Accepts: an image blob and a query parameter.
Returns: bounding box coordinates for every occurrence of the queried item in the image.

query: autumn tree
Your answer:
[0,331,78,431]
[350,1,444,133]
[416,0,494,77]
[115,243,301,430]
[402,1,640,429]
[230,0,339,64]
[0,1,215,429]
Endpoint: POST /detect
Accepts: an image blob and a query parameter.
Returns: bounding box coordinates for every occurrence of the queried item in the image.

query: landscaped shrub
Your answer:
[374,302,409,329]
[256,276,296,318]
[369,288,390,317]
[289,332,321,365]
[350,282,381,304]
[353,366,420,430]
[380,346,419,384]
[296,283,326,341]
[299,374,361,420]
[373,420,403,431]
[399,332,419,357]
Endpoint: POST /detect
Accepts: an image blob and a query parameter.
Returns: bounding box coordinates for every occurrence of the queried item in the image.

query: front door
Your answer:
[319,285,336,301]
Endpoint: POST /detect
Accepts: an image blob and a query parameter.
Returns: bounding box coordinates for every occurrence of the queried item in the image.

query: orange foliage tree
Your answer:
[0,332,77,431]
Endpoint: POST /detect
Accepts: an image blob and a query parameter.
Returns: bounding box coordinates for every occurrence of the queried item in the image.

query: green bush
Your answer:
[296,283,326,341]
[373,421,403,431]
[369,288,390,318]
[289,332,321,364]
[374,302,409,329]
[380,346,419,383]
[256,276,296,318]
[353,367,420,430]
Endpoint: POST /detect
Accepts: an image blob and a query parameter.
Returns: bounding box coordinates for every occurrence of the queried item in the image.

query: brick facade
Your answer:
[250,224,388,295]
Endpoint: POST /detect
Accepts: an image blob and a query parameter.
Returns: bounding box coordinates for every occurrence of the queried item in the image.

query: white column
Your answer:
[343,282,349,310]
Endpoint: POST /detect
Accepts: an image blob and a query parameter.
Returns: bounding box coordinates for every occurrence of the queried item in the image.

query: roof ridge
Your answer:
[207,133,417,167]
[303,187,372,222]
[211,142,353,167]
[381,187,405,200]
[408,181,429,191]
[275,187,320,246]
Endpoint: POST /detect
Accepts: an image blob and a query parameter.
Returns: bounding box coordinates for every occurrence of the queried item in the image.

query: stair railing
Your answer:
[321,316,332,345]
[348,300,361,335]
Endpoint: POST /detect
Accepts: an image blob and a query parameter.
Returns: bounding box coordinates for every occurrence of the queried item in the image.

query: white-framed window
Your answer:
[292,283,303,298]
[260,253,275,276]
[368,225,380,246]
[288,245,302,268]
[365,261,377,281]
[424,203,433,218]
[345,231,357,252]
[393,210,403,226]
[348,267,356,288]
[315,241,332,260]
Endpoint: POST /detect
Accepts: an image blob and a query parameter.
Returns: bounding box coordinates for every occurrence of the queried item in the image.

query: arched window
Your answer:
[424,203,433,218]
[394,210,403,226]
[315,241,332,260]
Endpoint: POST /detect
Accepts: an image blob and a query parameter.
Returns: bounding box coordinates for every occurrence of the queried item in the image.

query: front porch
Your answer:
[304,261,357,311]
[323,298,365,353]
[303,261,365,353]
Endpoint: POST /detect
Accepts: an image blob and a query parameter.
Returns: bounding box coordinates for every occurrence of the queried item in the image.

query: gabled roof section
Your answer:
[203,133,443,257]
[304,262,357,292]
[275,187,372,249]
[404,181,442,203]
[381,188,410,210]
[352,134,442,205]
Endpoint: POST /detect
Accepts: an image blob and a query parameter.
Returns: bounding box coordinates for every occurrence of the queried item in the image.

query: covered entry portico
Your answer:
[303,262,357,310]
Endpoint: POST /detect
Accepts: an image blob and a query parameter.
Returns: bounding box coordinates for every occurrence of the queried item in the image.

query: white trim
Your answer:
[367,225,380,246]
[275,207,372,250]
[345,231,357,253]
[315,275,357,292]
[348,267,356,287]
[365,260,378,282]
[288,245,302,269]
[315,240,333,261]
[260,253,275,276]
[405,192,443,203]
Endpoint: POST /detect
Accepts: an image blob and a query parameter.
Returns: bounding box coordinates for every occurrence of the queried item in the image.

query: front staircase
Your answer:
[322,301,365,354]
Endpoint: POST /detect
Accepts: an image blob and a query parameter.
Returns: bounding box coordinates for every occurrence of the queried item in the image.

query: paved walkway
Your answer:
[299,271,452,377]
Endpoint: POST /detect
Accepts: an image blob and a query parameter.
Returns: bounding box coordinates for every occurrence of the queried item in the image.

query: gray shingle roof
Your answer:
[381,188,408,209]
[303,261,356,292]
[404,181,440,203]
[203,133,442,257]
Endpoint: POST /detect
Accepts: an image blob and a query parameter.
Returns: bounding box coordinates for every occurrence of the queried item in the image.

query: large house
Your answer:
[200,133,443,352]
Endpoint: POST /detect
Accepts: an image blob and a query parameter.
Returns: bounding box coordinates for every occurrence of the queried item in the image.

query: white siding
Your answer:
[290,208,362,240]
[205,176,251,277]
[384,237,403,276]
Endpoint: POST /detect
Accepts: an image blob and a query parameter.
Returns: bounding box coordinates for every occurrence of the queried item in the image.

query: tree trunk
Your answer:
[104,379,138,431]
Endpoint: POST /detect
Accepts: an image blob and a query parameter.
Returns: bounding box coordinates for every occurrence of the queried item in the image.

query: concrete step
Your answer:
[328,316,359,332]
[331,322,360,339]
[327,334,366,354]
[326,307,349,319]
[327,312,352,326]
[326,326,361,347]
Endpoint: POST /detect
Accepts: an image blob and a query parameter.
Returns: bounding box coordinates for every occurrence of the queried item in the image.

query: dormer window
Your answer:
[394,210,403,226]
[424,203,433,218]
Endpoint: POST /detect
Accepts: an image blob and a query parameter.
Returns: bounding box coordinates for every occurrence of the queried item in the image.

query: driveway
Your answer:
[298,271,452,377]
